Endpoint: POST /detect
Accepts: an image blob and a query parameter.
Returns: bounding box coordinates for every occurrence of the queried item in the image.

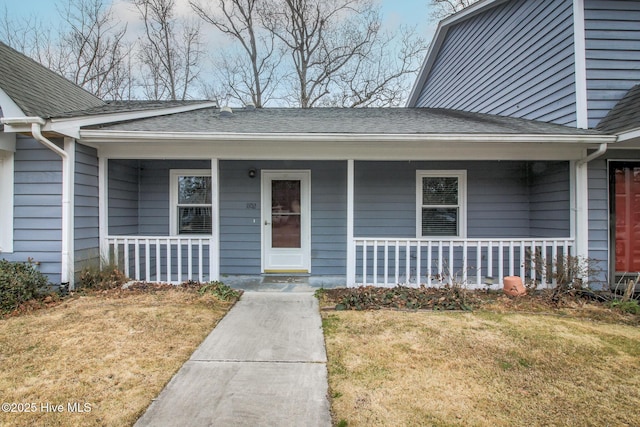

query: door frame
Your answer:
[261,170,311,273]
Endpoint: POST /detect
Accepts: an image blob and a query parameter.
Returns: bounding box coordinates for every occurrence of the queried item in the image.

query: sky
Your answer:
[0,0,438,40]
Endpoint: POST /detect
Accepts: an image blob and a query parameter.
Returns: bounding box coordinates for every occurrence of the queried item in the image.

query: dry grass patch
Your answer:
[323,310,640,426]
[0,286,238,427]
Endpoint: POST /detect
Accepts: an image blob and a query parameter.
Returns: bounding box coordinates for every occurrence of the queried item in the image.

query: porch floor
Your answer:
[223,275,346,292]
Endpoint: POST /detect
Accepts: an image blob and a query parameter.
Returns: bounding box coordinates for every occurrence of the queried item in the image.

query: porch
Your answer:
[105,235,574,288]
[100,158,577,288]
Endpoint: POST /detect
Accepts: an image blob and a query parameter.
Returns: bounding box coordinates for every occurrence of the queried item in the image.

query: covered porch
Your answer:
[100,158,578,288]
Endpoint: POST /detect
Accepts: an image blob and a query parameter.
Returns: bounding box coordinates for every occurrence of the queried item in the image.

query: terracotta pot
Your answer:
[503,276,526,297]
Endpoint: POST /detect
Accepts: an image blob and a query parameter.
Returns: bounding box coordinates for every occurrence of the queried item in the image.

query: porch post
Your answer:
[210,158,220,281]
[98,156,109,268]
[346,159,356,286]
[63,138,75,289]
[574,160,589,260]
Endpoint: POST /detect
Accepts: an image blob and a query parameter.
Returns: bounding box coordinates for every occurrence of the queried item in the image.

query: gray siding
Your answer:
[108,160,139,235]
[585,0,640,128]
[3,136,62,283]
[74,143,99,274]
[415,0,577,127]
[219,160,347,276]
[355,161,569,239]
[529,161,570,237]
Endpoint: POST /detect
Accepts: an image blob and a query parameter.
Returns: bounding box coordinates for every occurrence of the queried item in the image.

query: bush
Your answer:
[78,263,129,290]
[0,259,50,312]
[197,281,242,301]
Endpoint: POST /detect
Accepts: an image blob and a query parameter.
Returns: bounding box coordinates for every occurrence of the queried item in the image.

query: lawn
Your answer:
[0,285,238,427]
[322,304,640,427]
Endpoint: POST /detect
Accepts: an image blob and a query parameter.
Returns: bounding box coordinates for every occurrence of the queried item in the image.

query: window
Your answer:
[170,170,212,235]
[417,171,466,237]
[0,150,14,252]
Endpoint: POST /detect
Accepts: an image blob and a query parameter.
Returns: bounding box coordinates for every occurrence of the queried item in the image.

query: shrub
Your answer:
[0,259,50,312]
[78,263,129,290]
[197,281,242,301]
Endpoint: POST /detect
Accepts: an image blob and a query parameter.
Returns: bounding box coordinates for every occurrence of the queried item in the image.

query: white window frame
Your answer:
[169,169,213,236]
[416,170,467,238]
[0,149,14,252]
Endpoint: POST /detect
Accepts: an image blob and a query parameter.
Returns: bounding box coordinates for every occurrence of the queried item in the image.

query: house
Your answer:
[406,0,640,287]
[0,0,635,290]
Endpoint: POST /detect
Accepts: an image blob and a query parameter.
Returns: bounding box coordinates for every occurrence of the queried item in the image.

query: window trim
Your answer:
[169,169,213,236]
[0,149,14,252]
[416,170,467,238]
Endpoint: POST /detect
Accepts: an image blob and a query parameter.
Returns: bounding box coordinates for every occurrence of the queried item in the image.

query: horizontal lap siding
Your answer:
[75,143,99,273]
[415,0,577,126]
[529,162,570,237]
[138,160,210,235]
[585,0,640,128]
[4,136,62,283]
[355,161,535,239]
[219,160,347,276]
[108,160,139,235]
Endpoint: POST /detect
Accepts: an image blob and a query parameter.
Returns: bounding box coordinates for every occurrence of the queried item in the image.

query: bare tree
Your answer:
[1,1,133,100]
[261,0,381,108]
[58,0,132,99]
[430,0,480,20]
[190,0,281,107]
[321,25,427,107]
[133,0,203,100]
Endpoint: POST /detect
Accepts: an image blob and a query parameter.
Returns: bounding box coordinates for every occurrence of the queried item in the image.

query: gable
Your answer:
[410,0,577,127]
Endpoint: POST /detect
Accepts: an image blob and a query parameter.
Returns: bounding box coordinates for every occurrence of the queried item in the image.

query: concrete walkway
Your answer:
[135,292,332,427]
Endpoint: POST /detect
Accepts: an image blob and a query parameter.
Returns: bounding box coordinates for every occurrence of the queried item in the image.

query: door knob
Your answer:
[264,220,271,225]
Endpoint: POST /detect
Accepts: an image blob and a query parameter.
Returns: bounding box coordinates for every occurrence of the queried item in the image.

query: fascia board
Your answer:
[48,101,218,138]
[80,130,616,145]
[615,128,640,143]
[0,87,25,118]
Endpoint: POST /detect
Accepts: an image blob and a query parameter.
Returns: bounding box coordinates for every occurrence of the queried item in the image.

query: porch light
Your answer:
[248,168,257,178]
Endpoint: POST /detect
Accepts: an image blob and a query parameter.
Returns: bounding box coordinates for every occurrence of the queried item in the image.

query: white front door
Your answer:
[262,170,311,273]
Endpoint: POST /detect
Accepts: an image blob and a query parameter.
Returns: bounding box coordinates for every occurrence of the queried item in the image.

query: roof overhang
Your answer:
[1,102,218,137]
[407,0,511,107]
[80,129,616,161]
[609,127,640,147]
[0,87,26,118]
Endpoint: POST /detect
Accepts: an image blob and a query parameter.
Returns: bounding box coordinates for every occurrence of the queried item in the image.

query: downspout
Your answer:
[31,123,73,289]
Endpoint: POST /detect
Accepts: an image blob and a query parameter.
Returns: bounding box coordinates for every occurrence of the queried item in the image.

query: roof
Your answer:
[596,84,640,134]
[0,42,104,118]
[54,100,215,118]
[86,107,601,136]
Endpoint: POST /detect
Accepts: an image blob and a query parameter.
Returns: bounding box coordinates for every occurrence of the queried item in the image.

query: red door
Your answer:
[614,165,640,273]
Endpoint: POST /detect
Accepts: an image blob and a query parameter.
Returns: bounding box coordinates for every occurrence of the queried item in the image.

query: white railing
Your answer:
[105,236,215,283]
[352,238,575,288]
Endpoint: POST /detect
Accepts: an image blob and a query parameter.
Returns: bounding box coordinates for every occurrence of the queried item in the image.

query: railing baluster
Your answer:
[508,242,514,277]
[448,242,454,285]
[156,239,161,282]
[405,240,411,285]
[463,240,468,285]
[427,242,432,286]
[383,241,389,286]
[416,242,421,287]
[530,240,536,285]
[519,241,525,280]
[498,241,504,285]
[145,239,151,281]
[393,240,400,285]
[438,241,443,284]
[134,239,140,281]
[124,238,130,279]
[541,240,548,287]
[552,240,558,287]
[177,239,182,283]
[373,241,378,286]
[188,238,193,281]
[362,240,367,285]
[476,241,482,287]
[487,241,493,282]
[198,239,204,283]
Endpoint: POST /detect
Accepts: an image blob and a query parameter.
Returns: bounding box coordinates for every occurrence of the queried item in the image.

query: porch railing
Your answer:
[105,236,215,283]
[353,238,575,288]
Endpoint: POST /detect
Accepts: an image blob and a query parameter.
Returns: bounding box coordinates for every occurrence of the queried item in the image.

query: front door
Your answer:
[262,170,311,273]
[611,162,640,278]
